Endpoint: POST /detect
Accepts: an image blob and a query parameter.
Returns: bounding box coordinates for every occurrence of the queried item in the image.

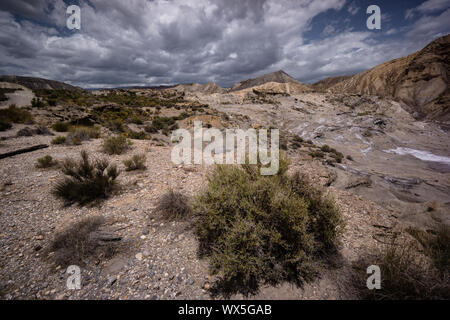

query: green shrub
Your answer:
[36,155,57,168]
[52,136,66,145]
[53,151,119,205]
[123,154,147,171]
[106,119,126,133]
[321,145,332,153]
[130,115,144,125]
[52,122,71,132]
[291,135,303,149]
[31,97,45,108]
[66,126,100,145]
[102,135,132,155]
[151,116,176,131]
[155,189,191,220]
[193,160,343,297]
[309,151,324,158]
[0,105,33,124]
[128,130,149,140]
[331,151,344,163]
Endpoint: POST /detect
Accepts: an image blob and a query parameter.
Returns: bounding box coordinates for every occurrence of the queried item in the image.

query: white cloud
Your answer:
[347,1,360,15]
[0,0,448,87]
[405,0,450,20]
[322,25,336,36]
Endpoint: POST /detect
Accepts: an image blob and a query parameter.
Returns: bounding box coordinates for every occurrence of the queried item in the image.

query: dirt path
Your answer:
[0,82,35,108]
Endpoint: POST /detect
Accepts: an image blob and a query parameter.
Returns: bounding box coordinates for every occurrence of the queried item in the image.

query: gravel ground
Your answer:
[0,129,398,300]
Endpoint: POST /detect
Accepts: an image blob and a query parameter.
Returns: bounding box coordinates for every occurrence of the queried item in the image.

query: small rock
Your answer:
[108,276,117,286]
[135,253,143,261]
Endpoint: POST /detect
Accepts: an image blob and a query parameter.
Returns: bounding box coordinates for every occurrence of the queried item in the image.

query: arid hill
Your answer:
[231,70,311,95]
[312,75,354,92]
[320,34,450,121]
[0,75,82,91]
[173,82,227,94]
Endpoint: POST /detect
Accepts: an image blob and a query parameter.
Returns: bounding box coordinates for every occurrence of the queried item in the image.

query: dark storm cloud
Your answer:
[0,0,448,88]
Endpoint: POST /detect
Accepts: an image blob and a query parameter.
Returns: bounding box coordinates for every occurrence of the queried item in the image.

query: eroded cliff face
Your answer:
[318,34,450,121]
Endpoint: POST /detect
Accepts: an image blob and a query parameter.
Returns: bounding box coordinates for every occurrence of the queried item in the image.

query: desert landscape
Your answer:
[0,33,448,300]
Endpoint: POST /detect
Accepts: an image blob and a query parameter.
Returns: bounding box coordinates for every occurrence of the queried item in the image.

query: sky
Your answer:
[0,0,449,88]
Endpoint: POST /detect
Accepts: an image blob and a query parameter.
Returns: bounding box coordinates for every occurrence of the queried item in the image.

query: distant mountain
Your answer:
[0,75,82,91]
[324,34,450,121]
[231,70,311,94]
[173,82,227,94]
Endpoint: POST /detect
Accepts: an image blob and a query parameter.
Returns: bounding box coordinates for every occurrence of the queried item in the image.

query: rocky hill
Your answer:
[312,75,353,92]
[173,82,227,94]
[0,75,82,91]
[325,34,450,121]
[231,70,311,94]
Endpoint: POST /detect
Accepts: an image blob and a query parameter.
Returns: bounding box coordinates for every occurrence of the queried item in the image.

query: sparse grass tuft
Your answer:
[36,155,57,168]
[66,126,100,145]
[51,122,71,132]
[154,189,191,220]
[102,135,132,155]
[123,154,147,171]
[406,225,449,274]
[353,233,449,300]
[52,136,66,145]
[53,151,119,205]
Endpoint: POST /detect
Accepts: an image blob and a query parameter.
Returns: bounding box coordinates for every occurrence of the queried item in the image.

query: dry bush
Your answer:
[52,136,66,145]
[66,126,100,145]
[353,231,449,300]
[102,135,132,155]
[123,154,147,171]
[53,151,119,205]
[154,189,192,220]
[35,155,57,169]
[193,158,343,297]
[51,122,71,132]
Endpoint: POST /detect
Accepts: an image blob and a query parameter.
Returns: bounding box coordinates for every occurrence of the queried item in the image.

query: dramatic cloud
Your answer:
[0,0,449,88]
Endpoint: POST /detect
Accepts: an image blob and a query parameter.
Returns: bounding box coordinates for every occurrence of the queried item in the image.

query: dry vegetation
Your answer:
[193,158,343,297]
[53,151,120,205]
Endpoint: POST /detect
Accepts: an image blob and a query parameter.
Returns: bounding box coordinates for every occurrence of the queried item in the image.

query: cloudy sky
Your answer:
[0,0,449,88]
